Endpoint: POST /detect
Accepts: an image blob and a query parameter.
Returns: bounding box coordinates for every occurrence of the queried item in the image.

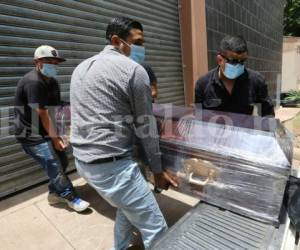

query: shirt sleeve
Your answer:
[256,77,275,117]
[52,79,63,106]
[26,81,48,109]
[129,65,162,173]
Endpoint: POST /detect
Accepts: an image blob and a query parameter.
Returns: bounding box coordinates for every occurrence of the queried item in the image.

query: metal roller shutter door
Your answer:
[0,0,184,197]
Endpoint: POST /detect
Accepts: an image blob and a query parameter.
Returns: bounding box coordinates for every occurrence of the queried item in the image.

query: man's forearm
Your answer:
[141,139,162,174]
[38,110,59,139]
[135,116,162,174]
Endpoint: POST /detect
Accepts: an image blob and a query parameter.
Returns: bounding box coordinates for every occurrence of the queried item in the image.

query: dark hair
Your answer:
[106,17,143,44]
[219,35,248,54]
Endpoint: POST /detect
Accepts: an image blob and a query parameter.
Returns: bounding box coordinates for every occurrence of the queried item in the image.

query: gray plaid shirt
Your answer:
[70,45,162,173]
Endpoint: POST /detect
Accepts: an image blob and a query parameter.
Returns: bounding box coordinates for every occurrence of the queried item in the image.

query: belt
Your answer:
[90,155,128,164]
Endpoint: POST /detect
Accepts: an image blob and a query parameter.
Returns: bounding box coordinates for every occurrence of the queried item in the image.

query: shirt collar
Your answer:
[103,45,122,54]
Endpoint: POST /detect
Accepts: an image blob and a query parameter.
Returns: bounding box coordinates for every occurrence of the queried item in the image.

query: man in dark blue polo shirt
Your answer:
[141,62,158,102]
[195,35,274,117]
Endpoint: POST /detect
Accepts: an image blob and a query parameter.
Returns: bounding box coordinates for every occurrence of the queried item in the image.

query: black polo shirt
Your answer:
[141,62,157,86]
[14,69,61,145]
[195,67,275,117]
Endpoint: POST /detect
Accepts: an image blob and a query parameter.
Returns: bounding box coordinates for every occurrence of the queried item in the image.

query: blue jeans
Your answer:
[75,157,168,250]
[21,141,74,197]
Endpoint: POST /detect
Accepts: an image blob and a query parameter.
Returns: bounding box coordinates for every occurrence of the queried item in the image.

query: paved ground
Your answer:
[275,107,300,123]
[0,173,198,250]
[276,107,300,176]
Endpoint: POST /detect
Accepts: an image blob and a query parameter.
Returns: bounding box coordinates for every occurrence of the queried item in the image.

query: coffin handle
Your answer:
[188,170,215,186]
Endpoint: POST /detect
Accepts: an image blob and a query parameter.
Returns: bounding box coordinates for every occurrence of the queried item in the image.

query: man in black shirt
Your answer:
[141,62,158,102]
[14,45,89,212]
[195,35,274,117]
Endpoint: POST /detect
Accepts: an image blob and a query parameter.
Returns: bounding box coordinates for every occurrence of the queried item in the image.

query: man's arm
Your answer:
[195,78,204,104]
[141,63,157,84]
[141,63,158,99]
[36,109,65,151]
[129,66,161,173]
[256,77,275,117]
[151,84,158,99]
[129,65,178,188]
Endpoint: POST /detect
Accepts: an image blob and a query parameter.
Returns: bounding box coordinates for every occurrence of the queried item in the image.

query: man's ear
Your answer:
[216,54,223,65]
[111,35,120,46]
[34,59,40,69]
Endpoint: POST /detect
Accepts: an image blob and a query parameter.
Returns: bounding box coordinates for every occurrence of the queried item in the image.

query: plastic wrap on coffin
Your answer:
[151,104,292,225]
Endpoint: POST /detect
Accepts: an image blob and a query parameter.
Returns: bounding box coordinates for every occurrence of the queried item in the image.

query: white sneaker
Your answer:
[48,193,90,212]
[67,197,90,212]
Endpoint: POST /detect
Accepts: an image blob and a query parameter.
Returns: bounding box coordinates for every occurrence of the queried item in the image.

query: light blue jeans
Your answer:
[75,157,167,250]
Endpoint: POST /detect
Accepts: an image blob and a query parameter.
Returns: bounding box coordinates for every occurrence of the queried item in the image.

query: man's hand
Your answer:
[37,108,66,151]
[154,171,178,190]
[52,137,66,151]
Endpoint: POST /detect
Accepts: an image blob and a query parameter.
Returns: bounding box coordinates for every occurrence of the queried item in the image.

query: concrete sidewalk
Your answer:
[276,107,300,176]
[275,107,300,123]
[0,173,198,250]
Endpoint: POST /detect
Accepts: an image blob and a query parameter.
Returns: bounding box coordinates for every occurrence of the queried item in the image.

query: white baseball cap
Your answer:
[34,45,66,62]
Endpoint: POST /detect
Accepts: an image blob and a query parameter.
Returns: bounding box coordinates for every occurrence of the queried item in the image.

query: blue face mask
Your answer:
[120,38,145,64]
[223,63,245,79]
[130,44,145,64]
[40,63,58,78]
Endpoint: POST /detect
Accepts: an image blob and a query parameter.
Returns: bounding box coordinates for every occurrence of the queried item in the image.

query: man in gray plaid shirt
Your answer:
[70,17,178,250]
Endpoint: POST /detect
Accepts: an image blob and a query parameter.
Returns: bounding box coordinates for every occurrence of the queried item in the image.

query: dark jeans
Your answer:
[21,141,74,197]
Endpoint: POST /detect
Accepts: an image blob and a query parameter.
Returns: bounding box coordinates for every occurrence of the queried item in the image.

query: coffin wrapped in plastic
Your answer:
[150,104,292,225]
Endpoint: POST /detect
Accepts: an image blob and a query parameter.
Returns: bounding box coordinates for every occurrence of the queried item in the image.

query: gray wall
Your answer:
[205,0,286,101]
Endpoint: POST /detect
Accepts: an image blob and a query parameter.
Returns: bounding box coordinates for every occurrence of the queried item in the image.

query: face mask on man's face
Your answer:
[120,39,145,64]
[130,44,145,64]
[40,63,58,78]
[223,63,245,80]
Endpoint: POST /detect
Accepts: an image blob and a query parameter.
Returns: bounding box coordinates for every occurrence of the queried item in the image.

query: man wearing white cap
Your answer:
[14,45,89,212]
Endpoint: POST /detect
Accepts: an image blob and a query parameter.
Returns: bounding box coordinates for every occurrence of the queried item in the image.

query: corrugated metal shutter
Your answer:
[0,0,184,198]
